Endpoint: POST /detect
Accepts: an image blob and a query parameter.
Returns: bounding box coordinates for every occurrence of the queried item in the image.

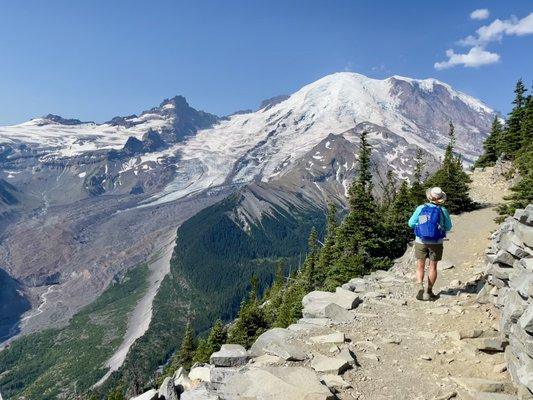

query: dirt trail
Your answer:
[327,168,514,399]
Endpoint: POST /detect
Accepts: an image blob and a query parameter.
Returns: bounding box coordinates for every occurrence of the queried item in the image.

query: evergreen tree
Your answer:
[263,262,285,324]
[500,79,528,156]
[410,147,426,205]
[274,272,304,328]
[383,180,414,256]
[315,203,338,288]
[325,131,380,289]
[106,386,125,400]
[475,116,504,167]
[301,227,319,292]
[177,321,196,371]
[193,319,227,363]
[227,277,269,348]
[425,122,475,213]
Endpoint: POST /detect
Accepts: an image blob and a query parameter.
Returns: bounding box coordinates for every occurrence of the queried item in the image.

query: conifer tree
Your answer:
[177,321,196,371]
[227,277,269,348]
[410,148,427,205]
[475,116,504,167]
[500,79,528,156]
[383,180,414,256]
[192,319,227,363]
[425,122,474,213]
[301,227,319,292]
[263,262,285,324]
[325,131,379,289]
[274,273,304,328]
[315,203,338,288]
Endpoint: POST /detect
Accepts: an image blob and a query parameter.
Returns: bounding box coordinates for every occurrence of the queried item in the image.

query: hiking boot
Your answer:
[415,283,424,300]
[426,287,438,301]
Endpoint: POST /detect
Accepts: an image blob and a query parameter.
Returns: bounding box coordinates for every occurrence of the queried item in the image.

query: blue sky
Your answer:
[0,0,531,124]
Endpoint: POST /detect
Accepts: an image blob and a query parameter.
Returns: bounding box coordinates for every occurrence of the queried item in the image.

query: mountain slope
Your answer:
[0,72,497,397]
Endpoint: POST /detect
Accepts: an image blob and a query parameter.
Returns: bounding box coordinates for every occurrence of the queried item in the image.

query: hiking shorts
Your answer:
[414,242,444,261]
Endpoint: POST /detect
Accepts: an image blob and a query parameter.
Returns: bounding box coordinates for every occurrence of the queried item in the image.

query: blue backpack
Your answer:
[414,205,446,241]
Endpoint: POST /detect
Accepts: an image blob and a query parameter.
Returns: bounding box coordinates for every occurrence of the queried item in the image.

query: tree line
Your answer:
[475,78,533,215]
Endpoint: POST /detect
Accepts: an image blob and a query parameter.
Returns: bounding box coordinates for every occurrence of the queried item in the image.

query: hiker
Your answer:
[408,187,452,300]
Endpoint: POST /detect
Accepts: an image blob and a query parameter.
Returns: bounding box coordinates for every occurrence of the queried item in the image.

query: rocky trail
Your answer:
[133,168,533,400]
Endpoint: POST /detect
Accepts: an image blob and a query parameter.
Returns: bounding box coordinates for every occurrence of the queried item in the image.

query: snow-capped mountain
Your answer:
[0,72,496,345]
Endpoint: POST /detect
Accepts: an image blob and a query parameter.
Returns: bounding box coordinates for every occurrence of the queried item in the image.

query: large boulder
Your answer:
[514,223,533,249]
[302,289,360,312]
[189,365,212,382]
[220,366,334,400]
[173,367,192,393]
[158,376,178,400]
[249,328,307,361]
[210,344,248,367]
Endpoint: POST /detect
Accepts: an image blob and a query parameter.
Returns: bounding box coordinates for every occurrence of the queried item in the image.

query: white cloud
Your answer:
[434,46,500,70]
[459,12,533,46]
[470,9,490,20]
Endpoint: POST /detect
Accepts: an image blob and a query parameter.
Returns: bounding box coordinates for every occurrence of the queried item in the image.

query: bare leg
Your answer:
[416,258,426,284]
[428,260,438,289]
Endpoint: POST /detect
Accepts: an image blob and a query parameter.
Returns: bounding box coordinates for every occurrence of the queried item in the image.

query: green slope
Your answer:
[99,192,326,397]
[0,264,150,400]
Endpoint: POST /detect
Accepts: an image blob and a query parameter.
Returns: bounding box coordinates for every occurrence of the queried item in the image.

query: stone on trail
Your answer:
[250,353,283,366]
[180,385,220,400]
[466,336,508,352]
[320,374,352,392]
[189,365,211,382]
[493,362,507,373]
[309,332,345,344]
[311,354,351,374]
[298,317,332,326]
[362,353,380,362]
[210,344,248,367]
[493,250,517,267]
[451,377,505,393]
[438,260,455,270]
[337,347,357,365]
[221,366,334,400]
[249,328,307,361]
[130,389,158,400]
[158,376,178,400]
[448,329,484,341]
[287,322,324,332]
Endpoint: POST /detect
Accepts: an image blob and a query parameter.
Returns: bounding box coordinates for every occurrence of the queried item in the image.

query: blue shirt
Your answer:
[408,203,452,244]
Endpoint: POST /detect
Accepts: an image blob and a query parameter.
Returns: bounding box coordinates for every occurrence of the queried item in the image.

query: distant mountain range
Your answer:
[0,72,497,396]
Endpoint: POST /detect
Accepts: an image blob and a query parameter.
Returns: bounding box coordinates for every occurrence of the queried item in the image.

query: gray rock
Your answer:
[189,366,211,382]
[451,377,505,393]
[510,272,533,298]
[158,376,178,400]
[466,336,508,352]
[298,317,332,326]
[344,277,368,292]
[287,322,323,332]
[438,260,455,270]
[320,374,351,392]
[249,328,307,361]
[488,264,513,281]
[337,347,357,365]
[311,354,351,374]
[501,290,527,334]
[518,303,533,334]
[173,367,192,393]
[515,258,533,273]
[209,367,240,387]
[500,232,529,258]
[210,344,248,367]
[324,303,356,322]
[514,222,533,248]
[180,385,220,400]
[309,332,345,344]
[302,289,360,312]
[130,389,158,400]
[220,366,334,400]
[493,250,517,267]
[516,358,533,392]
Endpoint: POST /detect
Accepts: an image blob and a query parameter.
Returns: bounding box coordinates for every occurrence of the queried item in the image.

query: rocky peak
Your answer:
[41,114,91,126]
[259,95,289,111]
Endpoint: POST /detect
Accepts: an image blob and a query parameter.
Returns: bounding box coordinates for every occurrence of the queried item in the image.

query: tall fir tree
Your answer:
[315,203,338,288]
[500,79,528,156]
[192,319,227,363]
[177,321,196,371]
[325,131,380,289]
[425,122,475,214]
[475,116,504,167]
[410,147,426,205]
[301,227,319,292]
